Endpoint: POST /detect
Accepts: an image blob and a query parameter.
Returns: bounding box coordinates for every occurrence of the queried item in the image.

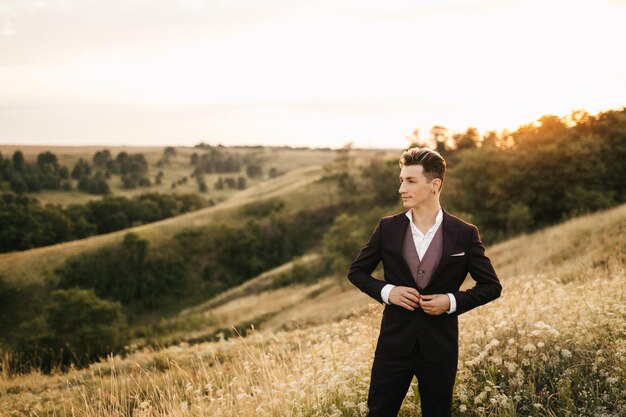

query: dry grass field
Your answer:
[1,203,624,417]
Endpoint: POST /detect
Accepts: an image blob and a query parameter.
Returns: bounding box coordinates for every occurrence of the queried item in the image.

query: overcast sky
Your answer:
[1,0,625,149]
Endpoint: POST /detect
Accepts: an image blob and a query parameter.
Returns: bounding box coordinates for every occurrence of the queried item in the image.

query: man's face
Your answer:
[398,164,439,208]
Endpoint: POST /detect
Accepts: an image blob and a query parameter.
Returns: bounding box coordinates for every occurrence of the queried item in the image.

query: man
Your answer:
[348,147,502,417]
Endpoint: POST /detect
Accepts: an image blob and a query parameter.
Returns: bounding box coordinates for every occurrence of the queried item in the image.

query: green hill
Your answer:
[0,150,336,285]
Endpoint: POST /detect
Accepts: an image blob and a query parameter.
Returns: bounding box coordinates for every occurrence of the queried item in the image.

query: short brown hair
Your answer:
[399,147,446,183]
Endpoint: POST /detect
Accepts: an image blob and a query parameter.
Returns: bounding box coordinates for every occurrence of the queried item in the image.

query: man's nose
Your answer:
[398,182,405,194]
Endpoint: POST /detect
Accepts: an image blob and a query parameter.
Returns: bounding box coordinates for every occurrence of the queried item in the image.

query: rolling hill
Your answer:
[0,149,337,285]
[2,200,624,416]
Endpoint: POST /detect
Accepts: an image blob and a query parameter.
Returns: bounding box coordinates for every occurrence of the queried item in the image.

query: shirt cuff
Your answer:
[446,293,457,314]
[381,284,395,305]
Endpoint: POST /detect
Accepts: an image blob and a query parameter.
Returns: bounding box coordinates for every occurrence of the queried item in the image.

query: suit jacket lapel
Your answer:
[392,213,417,287]
[424,208,460,291]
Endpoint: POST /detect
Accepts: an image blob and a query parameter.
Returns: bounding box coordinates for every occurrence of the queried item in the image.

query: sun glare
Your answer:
[0,0,624,147]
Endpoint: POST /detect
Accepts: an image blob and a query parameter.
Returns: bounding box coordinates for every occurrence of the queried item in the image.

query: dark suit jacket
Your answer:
[348,208,502,362]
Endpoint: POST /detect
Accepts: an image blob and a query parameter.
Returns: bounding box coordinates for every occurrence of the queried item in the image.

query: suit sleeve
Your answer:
[347,219,388,305]
[451,225,502,315]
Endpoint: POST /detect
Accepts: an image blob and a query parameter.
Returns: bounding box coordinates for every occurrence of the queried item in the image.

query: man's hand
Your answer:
[389,286,421,311]
[419,294,450,315]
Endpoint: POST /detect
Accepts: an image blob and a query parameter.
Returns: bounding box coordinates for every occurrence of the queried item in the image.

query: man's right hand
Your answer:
[389,286,421,311]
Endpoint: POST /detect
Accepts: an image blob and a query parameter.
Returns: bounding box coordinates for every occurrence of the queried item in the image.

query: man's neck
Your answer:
[410,203,441,234]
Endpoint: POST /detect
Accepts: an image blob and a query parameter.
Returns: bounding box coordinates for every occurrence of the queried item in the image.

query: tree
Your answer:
[506,202,533,234]
[0,153,8,181]
[322,214,368,278]
[78,172,110,195]
[482,131,499,148]
[92,150,112,168]
[454,127,480,150]
[9,175,27,194]
[36,151,58,168]
[363,158,400,205]
[71,158,92,180]
[196,175,208,193]
[12,151,25,172]
[0,277,21,343]
[18,288,129,370]
[246,164,263,178]
[164,147,177,159]
[430,125,451,154]
[268,167,280,177]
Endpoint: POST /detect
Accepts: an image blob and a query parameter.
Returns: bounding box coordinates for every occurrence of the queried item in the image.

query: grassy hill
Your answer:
[133,203,626,349]
[2,202,623,416]
[0,145,338,207]
[0,144,347,286]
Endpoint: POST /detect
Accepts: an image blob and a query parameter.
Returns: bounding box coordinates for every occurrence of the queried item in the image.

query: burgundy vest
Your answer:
[402,221,443,290]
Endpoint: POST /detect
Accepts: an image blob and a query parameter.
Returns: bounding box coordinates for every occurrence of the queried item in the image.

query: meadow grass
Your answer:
[1,203,624,416]
[1,269,623,417]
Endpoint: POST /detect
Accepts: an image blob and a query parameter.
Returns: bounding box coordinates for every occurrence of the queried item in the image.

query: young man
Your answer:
[348,147,502,417]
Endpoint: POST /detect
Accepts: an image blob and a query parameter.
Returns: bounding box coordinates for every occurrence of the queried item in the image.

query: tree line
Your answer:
[439,109,625,242]
[1,146,276,196]
[0,198,344,372]
[0,192,207,253]
[0,149,154,195]
[322,108,626,250]
[0,151,71,193]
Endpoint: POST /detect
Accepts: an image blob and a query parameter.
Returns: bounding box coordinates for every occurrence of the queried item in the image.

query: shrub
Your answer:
[17,288,129,371]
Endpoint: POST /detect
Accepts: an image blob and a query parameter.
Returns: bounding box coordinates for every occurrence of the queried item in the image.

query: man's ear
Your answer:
[433,178,443,192]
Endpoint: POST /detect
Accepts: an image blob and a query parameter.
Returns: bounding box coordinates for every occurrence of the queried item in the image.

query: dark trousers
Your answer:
[366,338,457,417]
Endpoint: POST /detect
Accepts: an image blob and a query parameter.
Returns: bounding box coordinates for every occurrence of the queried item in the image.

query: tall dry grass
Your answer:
[2,265,623,416]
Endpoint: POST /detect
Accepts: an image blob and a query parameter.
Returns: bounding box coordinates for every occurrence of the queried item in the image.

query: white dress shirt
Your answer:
[380,208,457,314]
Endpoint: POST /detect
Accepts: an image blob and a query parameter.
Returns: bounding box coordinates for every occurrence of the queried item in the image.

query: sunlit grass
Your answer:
[2,265,624,416]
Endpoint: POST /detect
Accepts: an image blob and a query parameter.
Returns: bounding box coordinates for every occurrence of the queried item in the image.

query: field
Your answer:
[0,145,338,206]
[0,145,350,285]
[1,202,624,416]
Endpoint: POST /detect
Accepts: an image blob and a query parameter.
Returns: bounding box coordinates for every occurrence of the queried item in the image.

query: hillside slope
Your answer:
[154,203,626,346]
[0,164,327,285]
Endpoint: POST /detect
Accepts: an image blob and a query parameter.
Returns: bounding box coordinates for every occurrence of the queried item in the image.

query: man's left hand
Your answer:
[419,294,450,316]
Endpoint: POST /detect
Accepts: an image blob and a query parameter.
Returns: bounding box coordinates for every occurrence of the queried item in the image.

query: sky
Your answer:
[1,0,625,149]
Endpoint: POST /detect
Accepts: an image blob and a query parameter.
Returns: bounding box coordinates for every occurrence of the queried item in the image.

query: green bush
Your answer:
[57,233,189,309]
[17,288,129,372]
[271,259,327,288]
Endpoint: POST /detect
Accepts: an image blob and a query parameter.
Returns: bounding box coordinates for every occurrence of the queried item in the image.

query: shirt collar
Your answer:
[405,208,443,237]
